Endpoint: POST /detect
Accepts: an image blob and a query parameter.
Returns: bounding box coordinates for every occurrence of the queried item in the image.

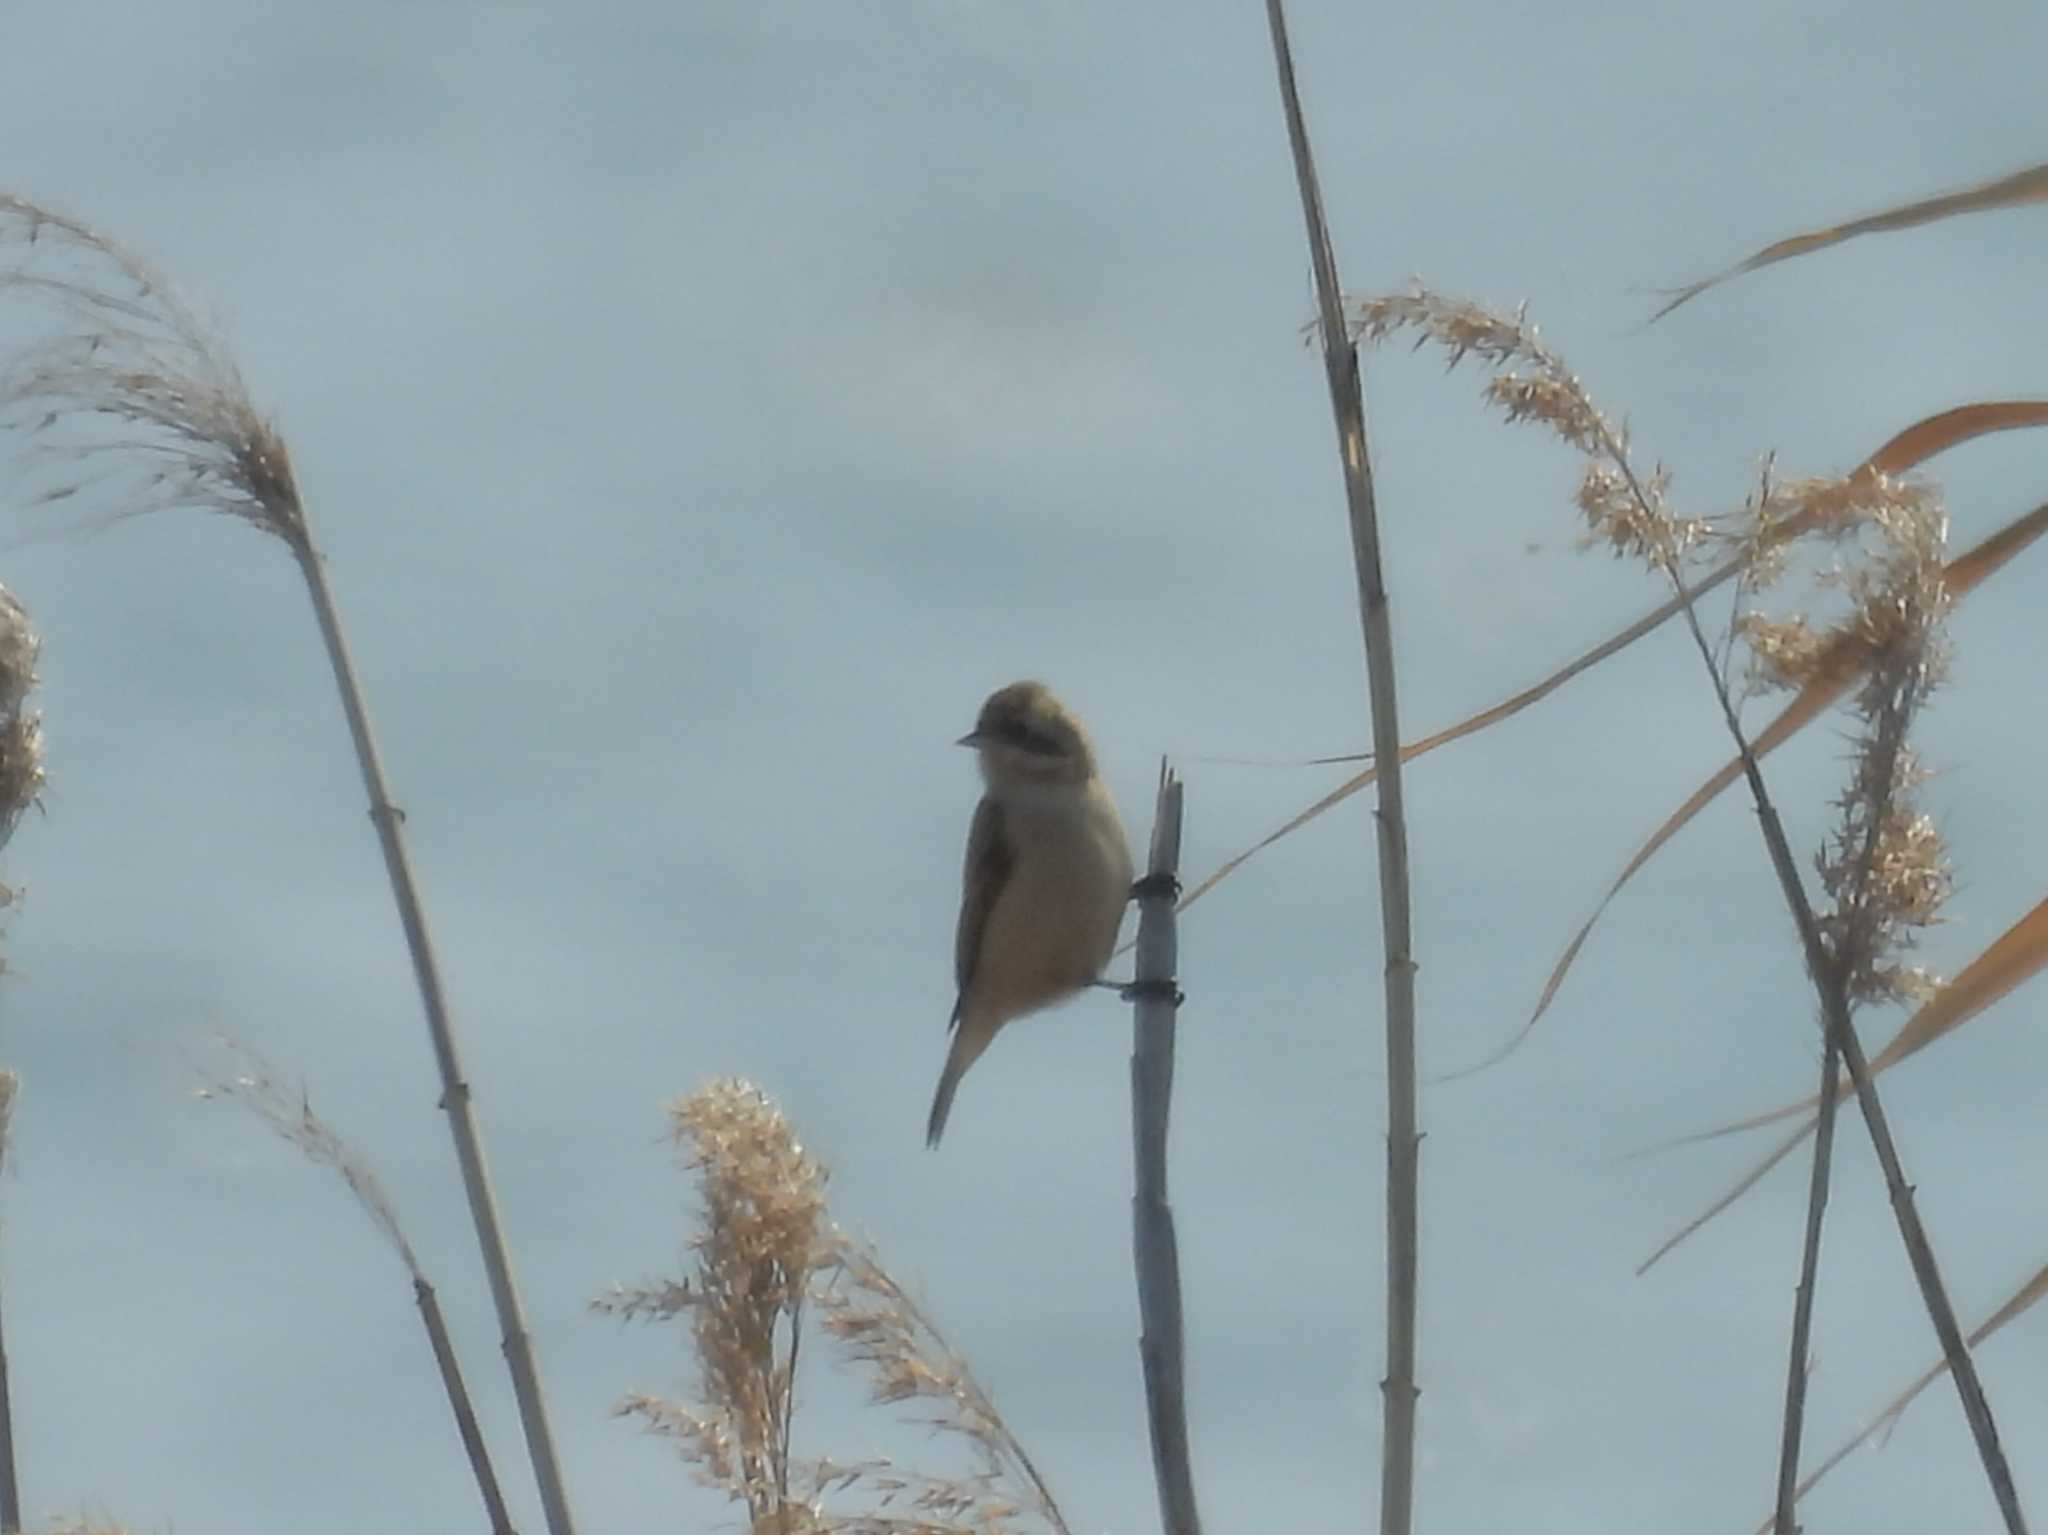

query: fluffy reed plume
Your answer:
[196,1042,417,1268]
[195,1040,516,1535]
[1349,287,1709,571]
[0,197,302,549]
[602,1080,1070,1535]
[0,585,43,879]
[1760,486,1955,1002]
[0,193,575,1535]
[603,1079,827,1532]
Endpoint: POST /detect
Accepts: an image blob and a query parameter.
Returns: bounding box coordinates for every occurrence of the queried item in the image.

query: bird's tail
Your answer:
[926,1023,992,1148]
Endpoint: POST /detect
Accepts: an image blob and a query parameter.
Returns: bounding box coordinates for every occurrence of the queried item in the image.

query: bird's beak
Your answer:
[956,730,986,749]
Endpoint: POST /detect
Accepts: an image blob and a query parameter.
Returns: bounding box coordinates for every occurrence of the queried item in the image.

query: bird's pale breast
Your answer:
[972,784,1131,1020]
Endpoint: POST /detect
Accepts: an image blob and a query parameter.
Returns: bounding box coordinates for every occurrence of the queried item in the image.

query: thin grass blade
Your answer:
[1653,161,2048,321]
[1636,1115,1815,1274]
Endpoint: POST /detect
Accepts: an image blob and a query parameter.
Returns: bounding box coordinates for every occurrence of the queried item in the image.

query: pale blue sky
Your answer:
[0,3,2043,1532]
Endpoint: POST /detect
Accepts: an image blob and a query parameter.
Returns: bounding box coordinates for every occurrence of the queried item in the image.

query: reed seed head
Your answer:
[0,195,305,552]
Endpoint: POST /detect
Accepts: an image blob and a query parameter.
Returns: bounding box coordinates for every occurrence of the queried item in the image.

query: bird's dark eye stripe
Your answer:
[993,717,1061,755]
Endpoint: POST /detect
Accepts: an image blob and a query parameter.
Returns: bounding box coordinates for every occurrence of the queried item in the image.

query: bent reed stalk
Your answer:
[0,195,577,1535]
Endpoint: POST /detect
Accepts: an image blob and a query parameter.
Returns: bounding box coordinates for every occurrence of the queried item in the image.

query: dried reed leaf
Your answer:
[1864,402,2048,474]
[1758,1260,2048,1529]
[1652,161,2048,321]
[1638,1115,1814,1275]
[1172,408,2048,929]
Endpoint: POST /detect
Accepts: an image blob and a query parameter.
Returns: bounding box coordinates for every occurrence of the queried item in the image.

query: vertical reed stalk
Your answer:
[1129,766,1200,1535]
[1773,1030,1841,1534]
[1260,6,1420,1531]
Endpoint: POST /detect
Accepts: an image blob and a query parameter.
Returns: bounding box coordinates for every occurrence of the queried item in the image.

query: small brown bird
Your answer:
[927,681,1134,1146]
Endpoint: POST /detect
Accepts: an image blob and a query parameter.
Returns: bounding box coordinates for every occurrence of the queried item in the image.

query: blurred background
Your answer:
[0,2,2042,1530]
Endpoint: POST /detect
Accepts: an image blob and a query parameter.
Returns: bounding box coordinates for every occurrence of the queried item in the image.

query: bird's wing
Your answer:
[951,794,1013,1030]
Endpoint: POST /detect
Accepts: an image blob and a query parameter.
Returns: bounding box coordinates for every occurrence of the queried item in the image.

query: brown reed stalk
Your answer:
[1127,766,1200,1535]
[0,195,576,1535]
[1259,8,1422,1532]
[198,1041,518,1535]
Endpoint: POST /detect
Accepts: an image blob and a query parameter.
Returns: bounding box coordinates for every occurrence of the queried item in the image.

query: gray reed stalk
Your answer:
[0,1290,13,1535]
[1774,1003,1842,1534]
[1260,6,1422,1532]
[0,1072,19,1535]
[1772,667,1920,1534]
[1628,493,2027,1533]
[294,539,573,1535]
[414,1277,519,1535]
[0,196,575,1535]
[1128,765,1201,1535]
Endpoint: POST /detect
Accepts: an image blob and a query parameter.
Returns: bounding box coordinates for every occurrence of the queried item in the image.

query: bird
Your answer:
[927,680,1134,1147]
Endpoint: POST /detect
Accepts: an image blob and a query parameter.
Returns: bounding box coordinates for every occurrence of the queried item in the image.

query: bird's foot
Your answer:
[1129,872,1180,902]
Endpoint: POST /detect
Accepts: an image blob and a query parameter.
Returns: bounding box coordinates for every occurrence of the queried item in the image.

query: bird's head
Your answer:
[959,680,1098,790]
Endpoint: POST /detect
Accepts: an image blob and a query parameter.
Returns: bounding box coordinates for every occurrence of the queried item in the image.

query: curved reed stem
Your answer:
[294,535,577,1535]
